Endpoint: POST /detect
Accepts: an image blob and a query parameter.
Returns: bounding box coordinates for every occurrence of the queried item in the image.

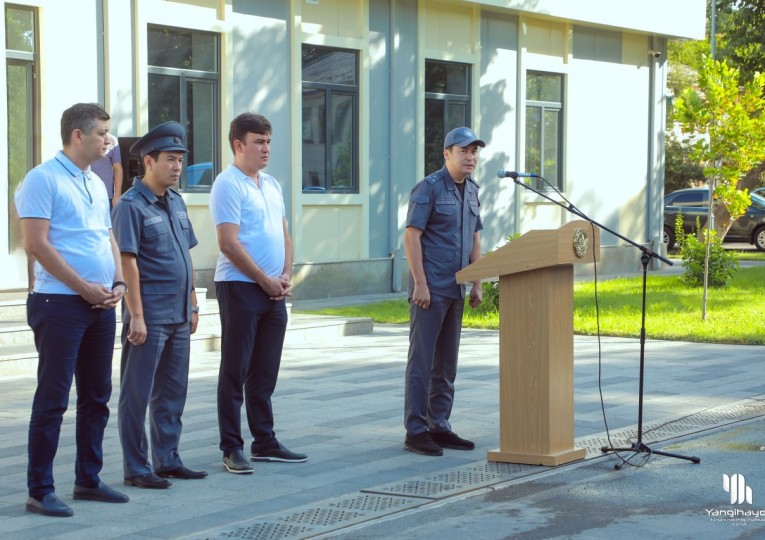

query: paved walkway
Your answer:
[0,318,764,539]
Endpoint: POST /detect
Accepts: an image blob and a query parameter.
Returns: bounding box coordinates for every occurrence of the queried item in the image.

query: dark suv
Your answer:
[663,188,765,251]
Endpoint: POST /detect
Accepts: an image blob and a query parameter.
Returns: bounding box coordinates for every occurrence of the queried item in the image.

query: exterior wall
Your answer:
[294,0,369,265]
[472,0,705,40]
[478,12,519,249]
[1,0,104,289]
[0,0,705,298]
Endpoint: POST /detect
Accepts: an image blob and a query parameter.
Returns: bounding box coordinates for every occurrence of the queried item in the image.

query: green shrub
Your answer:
[678,217,738,287]
[674,211,686,249]
[477,233,521,312]
[481,280,500,312]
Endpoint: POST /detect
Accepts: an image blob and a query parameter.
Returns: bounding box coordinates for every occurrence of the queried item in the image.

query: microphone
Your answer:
[497,169,537,179]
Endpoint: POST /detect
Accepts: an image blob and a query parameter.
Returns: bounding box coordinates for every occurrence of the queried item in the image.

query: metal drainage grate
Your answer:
[326,494,417,512]
[583,397,765,456]
[362,460,540,499]
[219,523,314,540]
[198,397,765,540]
[200,493,425,540]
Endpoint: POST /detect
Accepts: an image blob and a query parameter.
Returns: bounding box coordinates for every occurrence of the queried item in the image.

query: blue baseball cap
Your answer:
[443,127,485,149]
[130,121,188,157]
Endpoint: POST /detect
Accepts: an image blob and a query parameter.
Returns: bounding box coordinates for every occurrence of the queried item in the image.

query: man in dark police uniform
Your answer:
[403,126,485,457]
[112,122,207,489]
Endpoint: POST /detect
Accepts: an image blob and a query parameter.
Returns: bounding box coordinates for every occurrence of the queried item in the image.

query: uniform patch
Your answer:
[176,211,187,219]
[144,216,163,226]
[436,195,454,205]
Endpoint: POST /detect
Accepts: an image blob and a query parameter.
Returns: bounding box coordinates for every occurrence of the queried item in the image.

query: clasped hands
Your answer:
[262,273,292,301]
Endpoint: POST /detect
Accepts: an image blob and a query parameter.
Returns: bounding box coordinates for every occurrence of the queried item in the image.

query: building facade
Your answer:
[1,0,705,299]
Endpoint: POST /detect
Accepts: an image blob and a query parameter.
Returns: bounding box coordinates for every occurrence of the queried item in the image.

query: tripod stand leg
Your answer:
[599,253,701,469]
[601,442,700,469]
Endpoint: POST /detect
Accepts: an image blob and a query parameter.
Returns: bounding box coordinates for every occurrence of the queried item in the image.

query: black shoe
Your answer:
[156,465,208,480]
[223,449,254,474]
[251,443,307,463]
[26,493,74,517]
[429,431,475,450]
[73,481,130,503]
[404,432,443,456]
[124,473,172,489]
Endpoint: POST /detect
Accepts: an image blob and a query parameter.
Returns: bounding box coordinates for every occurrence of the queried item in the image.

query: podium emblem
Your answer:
[573,227,589,258]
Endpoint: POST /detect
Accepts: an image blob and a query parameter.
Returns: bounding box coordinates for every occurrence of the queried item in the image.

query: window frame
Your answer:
[6,4,39,253]
[146,25,220,193]
[301,44,360,194]
[525,70,564,191]
[424,59,472,176]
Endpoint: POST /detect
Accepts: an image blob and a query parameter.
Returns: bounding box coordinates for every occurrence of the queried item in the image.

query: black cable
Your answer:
[530,175,643,468]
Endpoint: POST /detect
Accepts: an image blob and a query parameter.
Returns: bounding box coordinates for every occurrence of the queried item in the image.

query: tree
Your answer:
[664,132,706,193]
[674,57,765,239]
[674,57,765,318]
[717,0,765,84]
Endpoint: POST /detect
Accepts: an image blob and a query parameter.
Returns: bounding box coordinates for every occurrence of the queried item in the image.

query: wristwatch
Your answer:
[112,280,128,293]
[191,305,200,314]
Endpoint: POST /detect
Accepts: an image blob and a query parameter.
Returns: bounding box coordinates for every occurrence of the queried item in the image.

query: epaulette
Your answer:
[121,188,137,201]
[425,170,444,185]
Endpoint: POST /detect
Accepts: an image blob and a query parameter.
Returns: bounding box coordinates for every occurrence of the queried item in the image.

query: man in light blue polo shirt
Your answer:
[210,112,306,474]
[15,103,129,517]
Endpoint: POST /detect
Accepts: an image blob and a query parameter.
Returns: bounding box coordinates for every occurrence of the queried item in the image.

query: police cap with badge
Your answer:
[130,121,188,158]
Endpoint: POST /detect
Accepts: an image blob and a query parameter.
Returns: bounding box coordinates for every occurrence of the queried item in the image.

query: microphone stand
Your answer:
[510,175,700,468]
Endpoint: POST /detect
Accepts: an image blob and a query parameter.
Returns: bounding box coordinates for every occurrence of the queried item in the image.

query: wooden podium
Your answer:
[456,220,600,466]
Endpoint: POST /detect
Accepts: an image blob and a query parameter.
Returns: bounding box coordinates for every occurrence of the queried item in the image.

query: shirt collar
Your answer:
[132,176,161,203]
[229,164,262,184]
[55,150,90,176]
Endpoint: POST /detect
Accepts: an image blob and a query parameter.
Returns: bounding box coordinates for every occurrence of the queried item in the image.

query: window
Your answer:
[6,5,38,252]
[147,25,219,191]
[301,45,358,193]
[424,60,471,175]
[667,191,707,207]
[526,71,563,191]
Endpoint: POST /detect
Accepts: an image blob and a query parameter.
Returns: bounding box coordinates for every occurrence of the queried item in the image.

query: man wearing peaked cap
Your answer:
[403,126,485,457]
[130,121,188,157]
[112,121,208,489]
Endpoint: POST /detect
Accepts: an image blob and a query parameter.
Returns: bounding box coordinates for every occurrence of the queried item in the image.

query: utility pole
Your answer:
[702,0,717,321]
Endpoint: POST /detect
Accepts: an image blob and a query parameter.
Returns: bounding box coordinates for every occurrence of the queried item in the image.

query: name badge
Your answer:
[144,216,162,226]
[176,211,187,219]
[436,195,454,205]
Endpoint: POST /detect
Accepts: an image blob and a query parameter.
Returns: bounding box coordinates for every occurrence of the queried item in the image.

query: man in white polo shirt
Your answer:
[210,113,306,474]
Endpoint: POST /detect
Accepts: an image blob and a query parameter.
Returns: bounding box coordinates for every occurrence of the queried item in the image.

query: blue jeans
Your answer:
[216,281,288,454]
[26,293,115,498]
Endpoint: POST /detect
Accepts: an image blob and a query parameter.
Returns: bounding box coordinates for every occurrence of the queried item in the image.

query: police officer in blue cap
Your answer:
[403,126,485,456]
[112,121,207,488]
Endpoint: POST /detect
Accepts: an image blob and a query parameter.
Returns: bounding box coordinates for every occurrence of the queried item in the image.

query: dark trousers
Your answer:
[404,294,464,436]
[26,293,115,498]
[118,321,190,478]
[216,281,287,454]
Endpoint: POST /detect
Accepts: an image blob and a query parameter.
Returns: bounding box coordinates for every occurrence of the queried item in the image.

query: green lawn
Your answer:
[727,250,765,262]
[297,266,765,345]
